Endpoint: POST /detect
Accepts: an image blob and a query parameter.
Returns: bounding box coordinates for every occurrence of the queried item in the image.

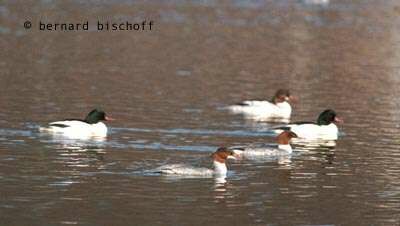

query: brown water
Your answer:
[1,0,400,225]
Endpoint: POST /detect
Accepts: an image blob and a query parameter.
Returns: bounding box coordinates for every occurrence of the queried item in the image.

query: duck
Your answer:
[302,0,330,6]
[153,147,236,177]
[231,131,298,159]
[227,89,295,121]
[39,109,113,138]
[272,109,342,140]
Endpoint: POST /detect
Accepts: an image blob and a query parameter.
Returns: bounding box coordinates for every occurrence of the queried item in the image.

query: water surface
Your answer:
[1,0,400,225]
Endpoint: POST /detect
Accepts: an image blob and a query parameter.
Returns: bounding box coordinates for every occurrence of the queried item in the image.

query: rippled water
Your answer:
[1,0,400,225]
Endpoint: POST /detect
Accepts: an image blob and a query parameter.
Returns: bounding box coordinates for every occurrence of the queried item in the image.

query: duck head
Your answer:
[212,147,236,163]
[272,89,296,104]
[277,131,298,152]
[276,131,298,145]
[84,109,114,124]
[317,109,342,125]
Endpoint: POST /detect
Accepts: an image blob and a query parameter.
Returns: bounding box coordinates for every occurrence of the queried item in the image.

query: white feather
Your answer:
[232,145,292,158]
[155,160,228,176]
[227,101,291,120]
[40,120,108,139]
[275,123,338,140]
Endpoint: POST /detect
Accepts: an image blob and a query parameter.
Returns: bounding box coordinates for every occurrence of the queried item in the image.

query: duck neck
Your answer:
[278,144,292,153]
[213,161,227,176]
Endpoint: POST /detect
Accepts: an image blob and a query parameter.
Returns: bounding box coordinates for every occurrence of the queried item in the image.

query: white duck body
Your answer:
[154,161,227,176]
[228,101,292,119]
[272,109,342,140]
[39,109,111,139]
[227,89,294,121]
[41,120,108,138]
[232,131,297,160]
[154,147,235,177]
[232,144,292,157]
[285,123,338,140]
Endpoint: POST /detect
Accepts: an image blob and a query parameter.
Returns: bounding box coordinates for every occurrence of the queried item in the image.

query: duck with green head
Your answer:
[40,109,114,138]
[272,109,342,140]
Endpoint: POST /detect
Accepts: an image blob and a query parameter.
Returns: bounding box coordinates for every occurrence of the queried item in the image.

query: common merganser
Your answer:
[231,131,298,159]
[153,147,236,177]
[302,0,329,6]
[272,109,342,140]
[39,109,113,138]
[227,89,295,121]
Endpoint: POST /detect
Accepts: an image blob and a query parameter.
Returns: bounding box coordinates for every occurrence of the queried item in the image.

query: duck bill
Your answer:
[105,116,115,121]
[334,116,343,123]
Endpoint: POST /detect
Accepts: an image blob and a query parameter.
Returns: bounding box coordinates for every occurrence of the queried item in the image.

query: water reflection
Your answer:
[243,115,290,123]
[39,128,108,141]
[113,126,276,138]
[40,134,106,147]
[155,174,231,186]
[214,175,227,184]
[213,179,235,202]
[47,146,108,189]
[54,148,106,165]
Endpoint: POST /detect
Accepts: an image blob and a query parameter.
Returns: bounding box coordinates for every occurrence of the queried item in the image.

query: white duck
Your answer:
[231,131,298,159]
[40,109,113,138]
[227,89,295,121]
[272,109,342,140]
[153,147,236,177]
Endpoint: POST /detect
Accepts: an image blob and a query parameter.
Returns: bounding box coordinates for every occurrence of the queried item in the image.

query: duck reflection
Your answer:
[213,178,238,202]
[39,131,108,170]
[242,117,290,130]
[45,145,107,187]
[214,175,227,184]
[243,115,291,124]
[39,130,107,150]
[292,138,337,149]
[293,139,337,165]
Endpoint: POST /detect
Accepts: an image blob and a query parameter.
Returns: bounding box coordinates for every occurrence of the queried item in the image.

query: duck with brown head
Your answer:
[231,131,298,159]
[154,147,236,177]
[226,89,296,121]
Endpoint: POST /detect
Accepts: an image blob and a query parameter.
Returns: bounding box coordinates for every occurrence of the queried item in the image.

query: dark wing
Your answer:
[290,121,316,125]
[62,118,86,122]
[271,125,291,131]
[48,123,70,128]
[229,146,246,151]
[48,119,85,128]
[234,102,249,106]
[272,121,315,131]
[234,99,266,106]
